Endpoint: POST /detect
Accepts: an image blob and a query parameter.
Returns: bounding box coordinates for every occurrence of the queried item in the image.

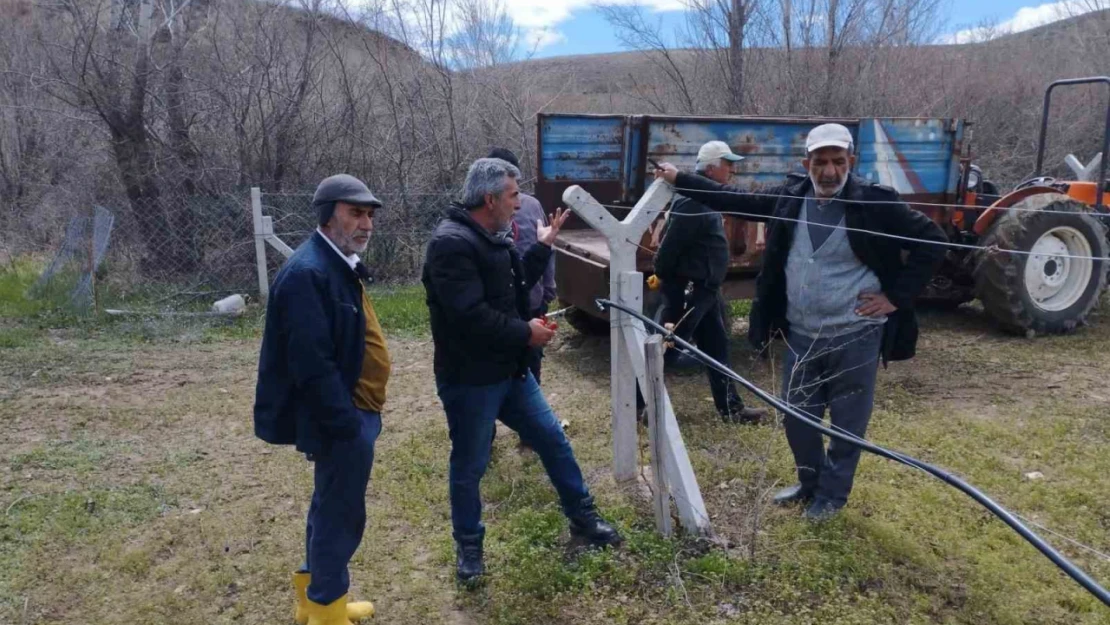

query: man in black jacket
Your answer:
[655,124,947,520]
[654,140,766,424]
[254,174,388,624]
[423,157,622,585]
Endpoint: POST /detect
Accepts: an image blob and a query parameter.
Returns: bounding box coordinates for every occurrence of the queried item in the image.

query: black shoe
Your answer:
[568,497,623,548]
[667,352,702,371]
[455,538,485,584]
[804,498,843,521]
[772,484,815,507]
[720,405,768,425]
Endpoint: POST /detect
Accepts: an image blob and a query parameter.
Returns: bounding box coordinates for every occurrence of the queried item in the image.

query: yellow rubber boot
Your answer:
[304,595,353,625]
[293,572,374,624]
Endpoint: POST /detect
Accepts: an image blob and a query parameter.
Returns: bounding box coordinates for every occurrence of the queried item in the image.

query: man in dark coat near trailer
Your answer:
[653,140,768,425]
[655,124,947,520]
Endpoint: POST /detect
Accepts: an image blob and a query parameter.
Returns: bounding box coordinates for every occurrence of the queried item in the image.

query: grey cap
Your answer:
[312,174,382,209]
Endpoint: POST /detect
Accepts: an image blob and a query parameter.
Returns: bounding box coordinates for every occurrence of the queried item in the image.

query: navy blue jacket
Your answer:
[254,232,367,456]
[422,205,551,385]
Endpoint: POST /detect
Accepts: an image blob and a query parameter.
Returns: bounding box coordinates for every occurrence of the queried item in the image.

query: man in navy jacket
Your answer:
[254,174,389,625]
[423,158,622,585]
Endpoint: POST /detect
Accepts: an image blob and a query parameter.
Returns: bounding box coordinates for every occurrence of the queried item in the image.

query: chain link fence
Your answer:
[2,186,450,315]
[260,191,443,288]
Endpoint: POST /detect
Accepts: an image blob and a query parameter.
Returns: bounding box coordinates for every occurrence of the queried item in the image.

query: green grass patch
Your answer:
[0,483,172,611]
[0,257,68,320]
[9,438,133,474]
[729,298,752,318]
[369,284,429,336]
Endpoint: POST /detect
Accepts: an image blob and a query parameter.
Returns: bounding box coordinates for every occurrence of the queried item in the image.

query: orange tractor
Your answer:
[949,76,1109,335]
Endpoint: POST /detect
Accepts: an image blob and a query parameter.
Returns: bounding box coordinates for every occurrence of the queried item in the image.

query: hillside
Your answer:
[508,9,1110,118]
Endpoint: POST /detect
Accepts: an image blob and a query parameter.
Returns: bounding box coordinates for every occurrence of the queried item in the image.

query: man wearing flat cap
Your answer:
[254,174,389,624]
[655,125,946,521]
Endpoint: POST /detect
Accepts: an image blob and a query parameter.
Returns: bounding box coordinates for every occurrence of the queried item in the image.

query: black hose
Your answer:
[596,298,1110,608]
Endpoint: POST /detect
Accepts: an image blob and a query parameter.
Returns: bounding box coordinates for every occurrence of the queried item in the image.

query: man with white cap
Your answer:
[255,173,389,624]
[654,124,946,520]
[652,140,766,424]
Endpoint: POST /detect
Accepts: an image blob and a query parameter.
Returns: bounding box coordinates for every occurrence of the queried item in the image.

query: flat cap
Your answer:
[312,174,382,208]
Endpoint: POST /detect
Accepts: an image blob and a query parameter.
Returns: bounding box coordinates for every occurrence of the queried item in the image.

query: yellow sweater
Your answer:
[353,287,391,412]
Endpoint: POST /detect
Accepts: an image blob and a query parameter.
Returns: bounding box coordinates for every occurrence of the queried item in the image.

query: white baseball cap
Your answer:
[696,140,744,165]
[805,123,854,153]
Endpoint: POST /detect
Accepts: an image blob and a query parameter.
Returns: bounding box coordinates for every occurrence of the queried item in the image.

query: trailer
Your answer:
[538,113,970,333]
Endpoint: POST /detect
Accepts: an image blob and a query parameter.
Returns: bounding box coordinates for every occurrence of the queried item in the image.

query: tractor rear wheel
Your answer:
[974,193,1108,335]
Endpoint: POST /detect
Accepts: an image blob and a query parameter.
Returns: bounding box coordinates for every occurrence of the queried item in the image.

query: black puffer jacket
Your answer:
[422,204,551,385]
[674,172,947,363]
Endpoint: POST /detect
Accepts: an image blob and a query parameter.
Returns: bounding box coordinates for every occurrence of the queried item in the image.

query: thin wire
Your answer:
[670,185,1110,215]
[262,191,453,198]
[1011,513,1110,562]
[598,201,1110,263]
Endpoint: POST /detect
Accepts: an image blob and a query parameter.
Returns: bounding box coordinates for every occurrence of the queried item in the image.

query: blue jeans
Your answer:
[437,372,591,542]
[781,327,881,506]
[304,409,381,605]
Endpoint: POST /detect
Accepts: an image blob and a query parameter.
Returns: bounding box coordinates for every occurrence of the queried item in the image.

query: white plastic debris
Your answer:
[212,294,246,314]
[1024,471,1045,481]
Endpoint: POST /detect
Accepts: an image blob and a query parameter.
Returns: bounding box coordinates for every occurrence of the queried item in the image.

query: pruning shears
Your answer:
[539,305,573,330]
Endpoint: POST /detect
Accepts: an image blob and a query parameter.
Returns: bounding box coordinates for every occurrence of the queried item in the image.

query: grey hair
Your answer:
[461,158,520,208]
[695,158,721,173]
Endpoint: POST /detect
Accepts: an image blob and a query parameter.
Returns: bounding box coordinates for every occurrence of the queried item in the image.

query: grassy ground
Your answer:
[1,265,1108,624]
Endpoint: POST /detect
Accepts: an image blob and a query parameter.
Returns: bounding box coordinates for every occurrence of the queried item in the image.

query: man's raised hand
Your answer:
[653,162,679,185]
[538,207,571,247]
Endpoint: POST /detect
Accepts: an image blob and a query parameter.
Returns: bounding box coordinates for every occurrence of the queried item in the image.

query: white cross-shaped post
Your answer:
[562,179,711,535]
[1065,153,1104,182]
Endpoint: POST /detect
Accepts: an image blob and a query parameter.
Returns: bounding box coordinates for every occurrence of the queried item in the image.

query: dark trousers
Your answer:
[304,409,381,604]
[439,372,591,542]
[659,279,745,415]
[781,327,881,506]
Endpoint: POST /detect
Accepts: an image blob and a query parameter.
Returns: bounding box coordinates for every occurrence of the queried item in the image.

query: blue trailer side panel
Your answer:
[643,119,860,190]
[539,116,626,183]
[855,118,964,197]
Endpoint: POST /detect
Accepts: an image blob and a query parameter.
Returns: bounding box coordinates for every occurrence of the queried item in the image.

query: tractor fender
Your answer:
[972,186,1063,236]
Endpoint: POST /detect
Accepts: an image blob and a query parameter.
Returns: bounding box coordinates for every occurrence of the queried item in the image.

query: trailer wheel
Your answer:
[974,194,1108,335]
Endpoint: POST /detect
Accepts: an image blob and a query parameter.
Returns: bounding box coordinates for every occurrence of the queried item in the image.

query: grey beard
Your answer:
[810,173,848,198]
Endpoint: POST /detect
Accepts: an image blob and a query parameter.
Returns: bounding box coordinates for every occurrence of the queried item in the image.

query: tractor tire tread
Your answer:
[973,194,1108,336]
